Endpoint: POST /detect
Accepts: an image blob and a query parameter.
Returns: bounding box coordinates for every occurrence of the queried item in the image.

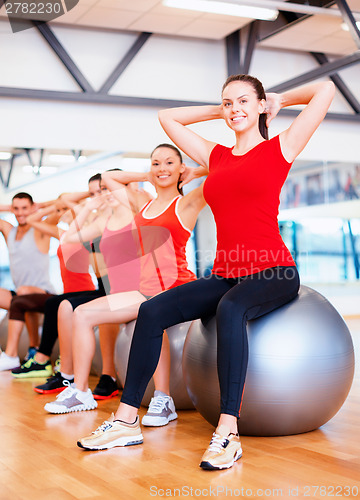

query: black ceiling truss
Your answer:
[33,21,94,93]
[335,0,360,49]
[258,1,336,42]
[226,30,241,75]
[0,148,85,188]
[311,52,360,113]
[225,20,259,76]
[268,51,360,93]
[99,32,152,94]
[0,154,18,189]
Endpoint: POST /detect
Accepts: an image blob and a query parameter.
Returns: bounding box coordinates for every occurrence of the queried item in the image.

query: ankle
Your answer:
[35,353,50,363]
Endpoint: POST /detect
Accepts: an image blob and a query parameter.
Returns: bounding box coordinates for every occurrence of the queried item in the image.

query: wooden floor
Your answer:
[1,319,360,500]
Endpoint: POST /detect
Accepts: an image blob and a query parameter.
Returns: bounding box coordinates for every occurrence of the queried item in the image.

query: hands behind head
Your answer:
[264,93,282,127]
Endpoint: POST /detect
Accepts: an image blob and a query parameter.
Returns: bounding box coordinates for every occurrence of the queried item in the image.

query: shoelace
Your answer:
[207,433,229,454]
[93,420,113,434]
[55,384,74,401]
[148,395,169,413]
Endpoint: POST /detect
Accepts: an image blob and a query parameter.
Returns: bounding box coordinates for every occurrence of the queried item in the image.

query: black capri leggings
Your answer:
[38,276,109,356]
[121,266,300,418]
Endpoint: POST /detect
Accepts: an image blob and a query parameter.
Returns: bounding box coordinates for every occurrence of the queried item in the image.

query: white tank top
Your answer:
[7,226,55,292]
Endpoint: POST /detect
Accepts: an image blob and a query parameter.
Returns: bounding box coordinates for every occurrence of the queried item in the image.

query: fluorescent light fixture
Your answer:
[22,165,58,174]
[163,0,279,21]
[0,152,11,160]
[49,154,76,163]
[341,21,360,31]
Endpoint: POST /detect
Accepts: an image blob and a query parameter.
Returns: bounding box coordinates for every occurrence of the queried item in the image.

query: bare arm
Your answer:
[101,170,152,212]
[26,205,61,239]
[265,81,335,163]
[62,198,104,245]
[0,218,13,241]
[158,106,222,168]
[0,204,12,212]
[59,191,90,208]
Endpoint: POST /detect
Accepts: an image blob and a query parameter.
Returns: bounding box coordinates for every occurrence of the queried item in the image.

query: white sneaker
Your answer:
[0,351,20,371]
[44,384,98,414]
[141,390,178,427]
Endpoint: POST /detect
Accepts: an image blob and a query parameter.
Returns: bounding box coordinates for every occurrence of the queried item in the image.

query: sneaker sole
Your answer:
[34,386,66,395]
[44,402,98,414]
[200,450,242,471]
[77,434,144,450]
[141,412,178,427]
[12,369,53,379]
[93,390,119,401]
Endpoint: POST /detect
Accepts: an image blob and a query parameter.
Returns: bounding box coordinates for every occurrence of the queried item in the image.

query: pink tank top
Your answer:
[99,222,141,294]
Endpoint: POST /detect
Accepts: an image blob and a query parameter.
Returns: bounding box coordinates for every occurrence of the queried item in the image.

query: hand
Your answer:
[179,165,201,188]
[264,93,282,127]
[86,193,108,211]
[145,171,156,186]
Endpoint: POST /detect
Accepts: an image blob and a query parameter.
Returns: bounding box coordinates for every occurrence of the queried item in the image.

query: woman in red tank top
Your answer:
[76,76,335,469]
[44,145,206,422]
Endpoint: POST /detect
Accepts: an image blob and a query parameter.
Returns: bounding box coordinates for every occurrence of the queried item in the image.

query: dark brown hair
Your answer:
[222,74,268,140]
[12,192,33,204]
[151,143,184,195]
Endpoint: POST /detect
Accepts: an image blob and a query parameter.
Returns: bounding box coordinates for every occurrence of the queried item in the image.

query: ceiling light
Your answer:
[48,154,76,163]
[163,0,279,21]
[0,152,11,160]
[22,165,58,174]
[341,21,360,31]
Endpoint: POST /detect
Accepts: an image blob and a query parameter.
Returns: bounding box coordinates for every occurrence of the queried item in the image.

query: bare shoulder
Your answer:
[0,219,14,241]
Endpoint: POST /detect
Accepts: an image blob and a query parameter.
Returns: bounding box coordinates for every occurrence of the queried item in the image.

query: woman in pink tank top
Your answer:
[44,145,207,422]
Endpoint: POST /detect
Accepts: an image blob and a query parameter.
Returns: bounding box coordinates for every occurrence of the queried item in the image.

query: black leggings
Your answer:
[121,266,300,418]
[38,289,106,356]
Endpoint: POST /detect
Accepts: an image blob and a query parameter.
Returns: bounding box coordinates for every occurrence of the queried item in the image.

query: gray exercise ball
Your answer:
[90,326,102,377]
[115,320,194,409]
[0,312,59,362]
[182,285,355,436]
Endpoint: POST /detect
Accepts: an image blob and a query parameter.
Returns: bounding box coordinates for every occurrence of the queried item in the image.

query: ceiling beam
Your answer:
[226,30,241,76]
[268,51,360,92]
[258,1,336,42]
[243,21,259,74]
[32,21,94,93]
[311,52,360,113]
[99,32,152,94]
[0,86,359,122]
[335,0,360,49]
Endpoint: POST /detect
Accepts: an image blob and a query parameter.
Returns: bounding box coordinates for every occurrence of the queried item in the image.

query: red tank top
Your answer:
[203,135,295,278]
[57,238,95,293]
[135,196,196,297]
[99,222,141,294]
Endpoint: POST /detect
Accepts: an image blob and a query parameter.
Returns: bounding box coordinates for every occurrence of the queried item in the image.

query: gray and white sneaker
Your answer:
[44,384,98,414]
[141,390,178,427]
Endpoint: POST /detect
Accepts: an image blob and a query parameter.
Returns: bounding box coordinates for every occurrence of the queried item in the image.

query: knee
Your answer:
[9,296,26,322]
[216,295,246,323]
[72,303,93,326]
[16,286,37,295]
[137,299,158,323]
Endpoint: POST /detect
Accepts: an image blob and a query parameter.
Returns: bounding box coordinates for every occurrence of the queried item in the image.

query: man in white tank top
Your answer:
[0,192,55,371]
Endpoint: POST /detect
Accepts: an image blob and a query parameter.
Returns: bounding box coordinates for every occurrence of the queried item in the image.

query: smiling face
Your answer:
[222,81,266,134]
[150,146,185,190]
[11,197,34,226]
[99,181,119,209]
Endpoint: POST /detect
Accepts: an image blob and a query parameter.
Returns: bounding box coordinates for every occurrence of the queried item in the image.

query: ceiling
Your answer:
[47,0,360,56]
[0,0,359,54]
